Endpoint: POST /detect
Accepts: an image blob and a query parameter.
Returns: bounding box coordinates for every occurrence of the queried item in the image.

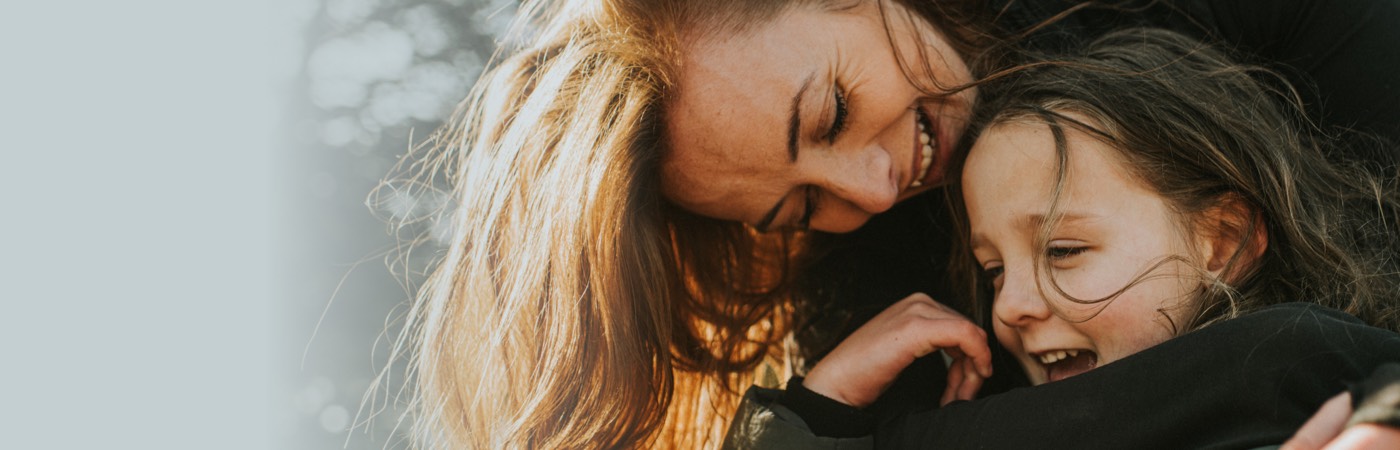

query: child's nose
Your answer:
[993,269,1053,328]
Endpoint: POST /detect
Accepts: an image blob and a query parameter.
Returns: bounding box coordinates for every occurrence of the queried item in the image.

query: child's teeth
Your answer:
[1039,350,1079,364]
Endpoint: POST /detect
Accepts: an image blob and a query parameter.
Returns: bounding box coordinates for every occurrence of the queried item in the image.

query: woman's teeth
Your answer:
[1038,349,1080,364]
[911,114,936,188]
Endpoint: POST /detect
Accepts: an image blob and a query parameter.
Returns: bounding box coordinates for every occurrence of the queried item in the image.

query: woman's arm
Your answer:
[723,294,990,447]
[877,303,1400,449]
[801,294,991,409]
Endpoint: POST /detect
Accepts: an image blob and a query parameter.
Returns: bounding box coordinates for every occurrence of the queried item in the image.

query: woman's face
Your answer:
[963,119,1204,386]
[662,0,975,233]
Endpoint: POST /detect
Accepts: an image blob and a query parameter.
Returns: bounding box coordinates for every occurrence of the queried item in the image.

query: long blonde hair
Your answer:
[375,1,815,448]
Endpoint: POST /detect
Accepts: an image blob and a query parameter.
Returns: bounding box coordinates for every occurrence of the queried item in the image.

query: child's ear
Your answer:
[1197,193,1268,283]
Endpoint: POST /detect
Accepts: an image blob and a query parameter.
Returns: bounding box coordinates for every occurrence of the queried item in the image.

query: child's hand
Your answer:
[802,293,993,409]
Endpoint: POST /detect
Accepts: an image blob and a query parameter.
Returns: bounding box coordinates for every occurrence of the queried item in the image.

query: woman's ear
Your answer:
[1197,193,1268,283]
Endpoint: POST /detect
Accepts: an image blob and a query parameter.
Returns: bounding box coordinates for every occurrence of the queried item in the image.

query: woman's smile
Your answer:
[910,107,947,189]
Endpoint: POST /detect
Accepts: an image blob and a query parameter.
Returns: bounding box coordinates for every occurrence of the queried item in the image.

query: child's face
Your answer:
[963,118,1204,386]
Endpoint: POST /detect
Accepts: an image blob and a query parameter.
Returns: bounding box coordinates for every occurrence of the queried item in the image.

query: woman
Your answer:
[385,0,1400,447]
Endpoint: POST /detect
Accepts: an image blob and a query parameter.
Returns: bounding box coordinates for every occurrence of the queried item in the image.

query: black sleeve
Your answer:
[777,376,875,438]
[875,303,1400,450]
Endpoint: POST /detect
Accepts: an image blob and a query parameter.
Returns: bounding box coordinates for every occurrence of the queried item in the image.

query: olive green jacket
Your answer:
[721,386,872,450]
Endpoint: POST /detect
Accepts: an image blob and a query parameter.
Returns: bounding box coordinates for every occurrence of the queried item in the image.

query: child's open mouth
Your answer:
[1036,350,1098,383]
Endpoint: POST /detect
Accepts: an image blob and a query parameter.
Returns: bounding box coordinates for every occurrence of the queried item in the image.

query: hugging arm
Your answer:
[800,294,991,410]
[725,304,1400,449]
[723,294,990,449]
[876,303,1400,450]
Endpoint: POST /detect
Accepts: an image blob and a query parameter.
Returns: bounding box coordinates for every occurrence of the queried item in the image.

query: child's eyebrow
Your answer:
[969,211,1103,251]
[1022,212,1101,231]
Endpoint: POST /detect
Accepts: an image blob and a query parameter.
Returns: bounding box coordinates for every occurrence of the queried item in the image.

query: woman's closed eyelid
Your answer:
[797,185,819,229]
[825,84,848,144]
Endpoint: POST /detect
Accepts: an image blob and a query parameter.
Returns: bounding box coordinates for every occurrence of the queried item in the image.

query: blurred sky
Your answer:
[0,0,507,448]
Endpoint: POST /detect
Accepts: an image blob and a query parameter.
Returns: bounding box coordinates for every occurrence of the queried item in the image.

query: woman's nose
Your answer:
[817,143,898,215]
[993,268,1053,328]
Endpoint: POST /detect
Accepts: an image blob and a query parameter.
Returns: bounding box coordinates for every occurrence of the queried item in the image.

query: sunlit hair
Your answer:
[368,0,1004,448]
[949,28,1400,335]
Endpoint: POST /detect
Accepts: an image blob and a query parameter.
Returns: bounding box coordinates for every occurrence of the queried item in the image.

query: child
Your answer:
[724,29,1400,449]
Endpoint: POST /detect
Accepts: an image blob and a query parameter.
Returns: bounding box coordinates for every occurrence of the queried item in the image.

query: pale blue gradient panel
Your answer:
[0,1,276,449]
[2,0,529,448]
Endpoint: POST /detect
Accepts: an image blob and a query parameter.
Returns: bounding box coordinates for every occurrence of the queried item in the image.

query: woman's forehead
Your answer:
[661,8,834,220]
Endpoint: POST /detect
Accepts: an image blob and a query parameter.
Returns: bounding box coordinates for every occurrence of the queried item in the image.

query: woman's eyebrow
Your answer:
[787,73,816,162]
[758,72,817,232]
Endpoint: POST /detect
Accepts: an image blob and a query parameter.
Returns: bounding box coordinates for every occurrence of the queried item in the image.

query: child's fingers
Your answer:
[956,361,983,401]
[805,293,992,408]
[941,356,985,406]
[944,344,993,380]
[908,315,993,379]
[942,357,965,406]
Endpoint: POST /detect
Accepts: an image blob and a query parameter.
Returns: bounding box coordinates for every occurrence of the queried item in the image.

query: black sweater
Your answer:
[727,304,1400,449]
[873,303,1400,449]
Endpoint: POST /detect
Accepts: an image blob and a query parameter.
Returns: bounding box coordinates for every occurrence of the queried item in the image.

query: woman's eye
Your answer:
[825,86,848,143]
[797,185,819,229]
[1046,246,1087,260]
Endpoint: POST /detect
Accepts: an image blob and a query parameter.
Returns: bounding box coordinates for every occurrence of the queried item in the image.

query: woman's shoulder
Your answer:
[1236,302,1366,326]
[1189,302,1400,361]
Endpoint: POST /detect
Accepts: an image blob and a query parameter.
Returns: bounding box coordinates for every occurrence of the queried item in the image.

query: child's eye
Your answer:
[986,267,1004,292]
[1046,246,1087,260]
[982,264,1004,285]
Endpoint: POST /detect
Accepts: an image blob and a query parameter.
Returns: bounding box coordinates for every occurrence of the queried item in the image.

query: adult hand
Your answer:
[802,293,993,409]
[1283,392,1400,449]
[1320,424,1400,449]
